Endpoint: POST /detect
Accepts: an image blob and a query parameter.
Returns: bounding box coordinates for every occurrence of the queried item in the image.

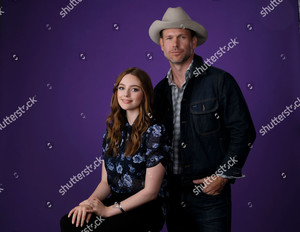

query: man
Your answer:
[148,7,256,232]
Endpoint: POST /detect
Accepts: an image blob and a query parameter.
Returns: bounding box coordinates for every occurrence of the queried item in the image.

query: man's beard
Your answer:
[166,42,194,65]
[169,52,192,65]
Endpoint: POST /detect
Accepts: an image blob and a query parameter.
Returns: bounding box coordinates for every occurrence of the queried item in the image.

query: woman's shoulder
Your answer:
[145,121,167,137]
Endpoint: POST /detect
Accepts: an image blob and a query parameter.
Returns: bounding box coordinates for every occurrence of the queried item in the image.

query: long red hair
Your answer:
[106,67,154,157]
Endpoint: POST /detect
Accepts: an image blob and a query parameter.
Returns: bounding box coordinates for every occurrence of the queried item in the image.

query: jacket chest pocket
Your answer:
[190,98,221,135]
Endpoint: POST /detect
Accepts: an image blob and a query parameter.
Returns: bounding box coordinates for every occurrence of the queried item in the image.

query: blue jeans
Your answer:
[166,175,231,232]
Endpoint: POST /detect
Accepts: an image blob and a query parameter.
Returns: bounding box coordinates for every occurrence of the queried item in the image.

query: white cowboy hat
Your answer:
[149,7,208,46]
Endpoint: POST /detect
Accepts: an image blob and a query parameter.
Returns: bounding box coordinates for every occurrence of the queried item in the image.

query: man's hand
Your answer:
[193,175,228,195]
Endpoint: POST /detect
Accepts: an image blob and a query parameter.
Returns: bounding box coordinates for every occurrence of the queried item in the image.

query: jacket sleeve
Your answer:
[218,72,256,178]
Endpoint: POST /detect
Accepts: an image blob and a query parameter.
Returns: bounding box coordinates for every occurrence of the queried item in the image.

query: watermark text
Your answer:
[193,155,238,195]
[0,95,38,131]
[81,216,105,232]
[193,37,239,77]
[260,0,284,17]
[59,156,102,196]
[60,0,84,18]
[259,97,300,136]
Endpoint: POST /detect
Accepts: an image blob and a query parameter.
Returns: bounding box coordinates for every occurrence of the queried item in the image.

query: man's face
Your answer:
[160,28,197,65]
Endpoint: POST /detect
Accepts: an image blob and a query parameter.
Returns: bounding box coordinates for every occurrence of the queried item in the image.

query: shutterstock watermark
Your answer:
[0,95,38,131]
[259,97,300,136]
[81,216,105,232]
[59,157,103,196]
[193,155,238,195]
[60,0,84,18]
[0,6,5,16]
[193,37,239,77]
[260,0,284,18]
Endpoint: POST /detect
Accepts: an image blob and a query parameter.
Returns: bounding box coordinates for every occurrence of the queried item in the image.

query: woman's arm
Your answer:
[68,161,111,227]
[86,162,165,218]
[87,161,111,201]
[114,163,165,213]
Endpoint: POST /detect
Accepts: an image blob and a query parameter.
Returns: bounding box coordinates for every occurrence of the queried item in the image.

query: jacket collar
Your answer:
[166,60,194,86]
[164,53,207,82]
[190,54,208,77]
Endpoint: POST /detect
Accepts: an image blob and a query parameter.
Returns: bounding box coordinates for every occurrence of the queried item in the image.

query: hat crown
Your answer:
[148,6,207,46]
[162,7,191,22]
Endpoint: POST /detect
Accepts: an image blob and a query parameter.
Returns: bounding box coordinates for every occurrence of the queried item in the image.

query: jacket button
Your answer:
[181,142,187,148]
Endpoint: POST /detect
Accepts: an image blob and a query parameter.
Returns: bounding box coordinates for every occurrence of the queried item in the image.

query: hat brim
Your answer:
[149,19,208,46]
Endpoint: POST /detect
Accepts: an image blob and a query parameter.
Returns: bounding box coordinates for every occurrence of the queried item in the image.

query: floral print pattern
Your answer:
[102,122,171,196]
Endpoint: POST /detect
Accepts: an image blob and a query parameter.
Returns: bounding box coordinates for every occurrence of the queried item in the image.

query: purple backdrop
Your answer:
[0,0,300,231]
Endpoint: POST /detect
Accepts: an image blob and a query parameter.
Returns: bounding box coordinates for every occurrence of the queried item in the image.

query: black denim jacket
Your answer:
[154,54,256,184]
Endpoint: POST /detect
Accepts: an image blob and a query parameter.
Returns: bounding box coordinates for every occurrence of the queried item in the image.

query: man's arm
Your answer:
[218,72,256,177]
[193,72,256,195]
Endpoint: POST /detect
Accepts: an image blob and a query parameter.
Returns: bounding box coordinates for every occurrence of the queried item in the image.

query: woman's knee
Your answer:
[60,214,74,231]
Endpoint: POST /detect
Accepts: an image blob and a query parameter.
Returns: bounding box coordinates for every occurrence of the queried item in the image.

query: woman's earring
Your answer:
[147,113,153,119]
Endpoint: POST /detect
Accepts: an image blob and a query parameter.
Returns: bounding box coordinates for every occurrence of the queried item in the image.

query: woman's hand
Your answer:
[82,198,109,217]
[68,201,93,228]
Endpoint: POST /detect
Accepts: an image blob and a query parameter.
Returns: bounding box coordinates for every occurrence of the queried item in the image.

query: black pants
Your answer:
[166,175,232,232]
[60,193,164,232]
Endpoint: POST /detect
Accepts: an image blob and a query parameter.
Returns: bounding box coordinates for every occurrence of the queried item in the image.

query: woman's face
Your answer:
[117,74,144,114]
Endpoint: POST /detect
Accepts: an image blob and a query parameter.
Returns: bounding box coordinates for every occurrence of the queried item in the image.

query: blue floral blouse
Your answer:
[102,122,171,199]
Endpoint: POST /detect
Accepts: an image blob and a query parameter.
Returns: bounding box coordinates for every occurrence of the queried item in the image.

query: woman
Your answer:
[60,67,170,232]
